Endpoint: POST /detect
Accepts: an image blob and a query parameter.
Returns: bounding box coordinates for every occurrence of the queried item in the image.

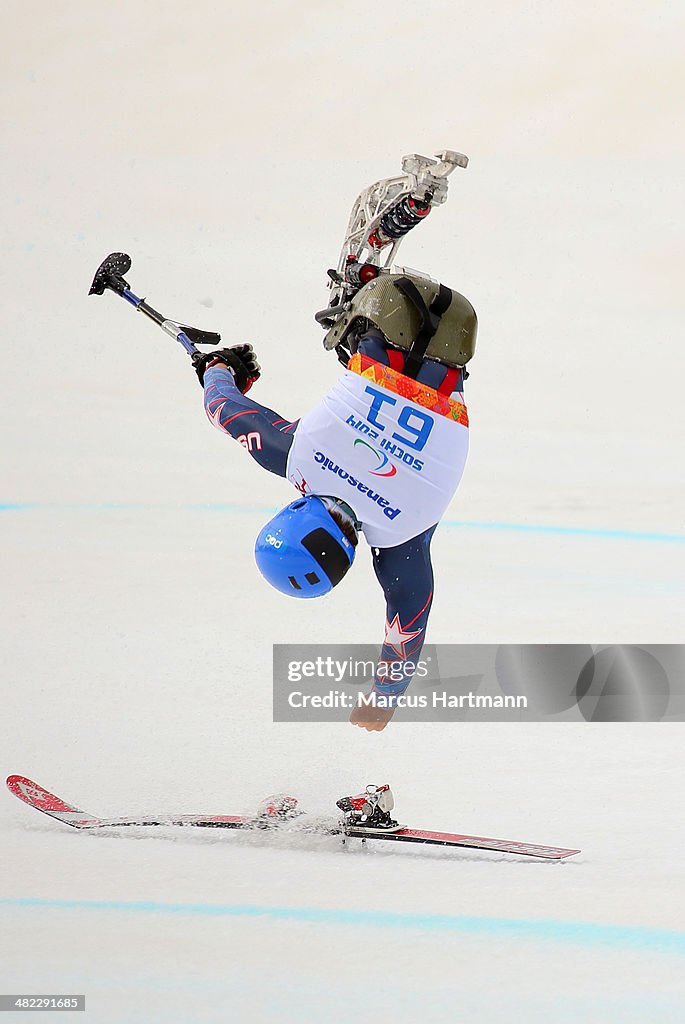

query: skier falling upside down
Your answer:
[192,154,477,731]
[194,275,475,732]
[88,152,476,732]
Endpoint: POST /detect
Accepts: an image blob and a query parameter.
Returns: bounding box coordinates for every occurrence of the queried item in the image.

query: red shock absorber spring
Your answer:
[368,195,431,250]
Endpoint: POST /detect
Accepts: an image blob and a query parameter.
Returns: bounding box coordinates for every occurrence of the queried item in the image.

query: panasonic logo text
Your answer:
[313,452,401,520]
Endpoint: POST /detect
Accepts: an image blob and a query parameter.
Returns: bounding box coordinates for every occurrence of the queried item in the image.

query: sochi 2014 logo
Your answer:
[345,414,424,473]
[353,437,397,477]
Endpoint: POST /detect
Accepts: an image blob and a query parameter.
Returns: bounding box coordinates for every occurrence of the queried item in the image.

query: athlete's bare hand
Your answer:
[350,702,395,732]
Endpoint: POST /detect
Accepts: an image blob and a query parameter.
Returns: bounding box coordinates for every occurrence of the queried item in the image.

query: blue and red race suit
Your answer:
[202,331,468,699]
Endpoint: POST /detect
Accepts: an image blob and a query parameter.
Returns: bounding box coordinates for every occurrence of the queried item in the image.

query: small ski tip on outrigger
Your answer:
[88,251,222,355]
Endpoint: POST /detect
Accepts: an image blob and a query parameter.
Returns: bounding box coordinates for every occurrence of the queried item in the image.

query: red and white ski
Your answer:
[342,827,579,859]
[6,775,580,860]
[6,776,248,831]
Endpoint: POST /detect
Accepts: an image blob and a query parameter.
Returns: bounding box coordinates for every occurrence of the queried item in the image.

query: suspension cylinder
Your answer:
[367,195,431,250]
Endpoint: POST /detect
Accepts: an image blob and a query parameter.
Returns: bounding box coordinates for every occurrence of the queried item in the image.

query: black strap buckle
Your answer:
[393,277,452,379]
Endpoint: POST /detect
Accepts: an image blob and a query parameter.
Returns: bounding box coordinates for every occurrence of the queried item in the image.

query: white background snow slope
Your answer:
[1,2,684,1022]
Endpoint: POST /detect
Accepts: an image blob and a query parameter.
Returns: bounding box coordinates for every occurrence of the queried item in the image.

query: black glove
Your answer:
[193,344,261,393]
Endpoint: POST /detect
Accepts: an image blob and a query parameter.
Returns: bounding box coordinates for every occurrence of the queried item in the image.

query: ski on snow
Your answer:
[6,775,580,860]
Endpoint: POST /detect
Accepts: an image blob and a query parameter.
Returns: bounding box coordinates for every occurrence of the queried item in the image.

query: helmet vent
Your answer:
[301,527,351,586]
[305,571,320,586]
[288,576,302,591]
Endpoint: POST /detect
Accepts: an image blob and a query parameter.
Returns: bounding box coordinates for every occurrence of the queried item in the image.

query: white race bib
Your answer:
[286,364,468,547]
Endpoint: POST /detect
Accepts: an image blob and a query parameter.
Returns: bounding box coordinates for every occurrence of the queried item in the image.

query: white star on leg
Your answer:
[383,614,423,658]
[206,401,227,432]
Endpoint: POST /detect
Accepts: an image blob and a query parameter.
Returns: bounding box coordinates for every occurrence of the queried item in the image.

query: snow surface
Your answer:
[2,2,685,1021]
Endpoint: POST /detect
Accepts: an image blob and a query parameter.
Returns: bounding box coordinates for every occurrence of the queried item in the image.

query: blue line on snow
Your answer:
[442,520,685,544]
[2,897,685,953]
[1,502,684,544]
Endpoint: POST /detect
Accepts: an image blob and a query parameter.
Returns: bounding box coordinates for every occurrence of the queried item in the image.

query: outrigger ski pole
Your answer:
[89,252,221,357]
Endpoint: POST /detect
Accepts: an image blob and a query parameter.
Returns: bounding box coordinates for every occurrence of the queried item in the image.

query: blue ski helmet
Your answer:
[255,495,358,598]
